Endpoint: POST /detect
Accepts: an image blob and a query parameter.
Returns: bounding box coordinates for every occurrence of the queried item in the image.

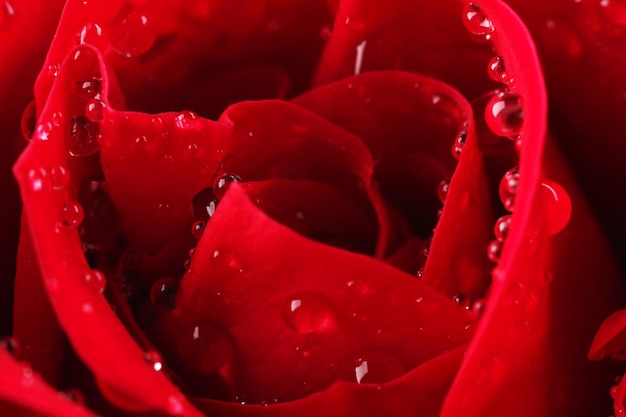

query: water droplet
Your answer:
[59,388,85,404]
[35,122,53,141]
[611,385,619,399]
[461,2,494,40]
[75,77,102,99]
[76,22,103,47]
[50,166,70,190]
[453,294,470,309]
[21,366,35,387]
[340,350,406,384]
[485,91,524,138]
[437,179,450,203]
[192,188,219,219]
[493,214,512,241]
[0,336,20,358]
[175,110,199,130]
[487,56,508,83]
[283,292,337,334]
[213,173,241,199]
[144,350,163,371]
[85,269,106,293]
[110,5,156,58]
[0,1,15,27]
[191,220,206,239]
[150,277,178,311]
[499,166,520,212]
[451,130,467,159]
[416,268,424,279]
[487,239,503,262]
[233,394,246,404]
[471,298,486,316]
[85,99,105,122]
[539,180,572,236]
[67,115,101,156]
[61,201,84,228]
[28,167,49,192]
[177,320,234,373]
[20,100,36,142]
[48,64,60,77]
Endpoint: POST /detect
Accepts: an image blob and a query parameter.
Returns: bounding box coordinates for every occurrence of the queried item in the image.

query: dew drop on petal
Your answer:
[35,122,53,141]
[471,298,486,317]
[0,336,20,358]
[109,5,156,58]
[61,201,84,228]
[461,2,494,39]
[283,292,337,334]
[437,179,450,203]
[233,394,247,404]
[213,173,241,199]
[493,214,512,241]
[67,115,101,157]
[451,130,467,160]
[50,166,70,190]
[340,350,406,384]
[143,350,163,371]
[175,110,199,130]
[75,77,102,99]
[191,220,206,239]
[28,168,49,192]
[150,276,178,311]
[499,166,520,212]
[20,100,36,142]
[85,269,106,293]
[177,320,234,373]
[539,180,572,236]
[487,239,503,262]
[485,91,524,138]
[192,188,219,219]
[487,56,508,83]
[85,99,105,122]
[76,22,103,47]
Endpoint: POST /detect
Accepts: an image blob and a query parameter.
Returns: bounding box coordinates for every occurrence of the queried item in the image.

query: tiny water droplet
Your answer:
[283,292,337,334]
[110,5,156,58]
[177,320,234,373]
[20,100,36,142]
[213,173,241,199]
[233,394,246,404]
[144,350,163,371]
[451,130,467,159]
[150,277,178,311]
[85,269,106,293]
[485,91,524,138]
[462,2,494,40]
[67,115,101,156]
[487,56,509,83]
[175,110,199,130]
[453,294,471,309]
[85,99,105,122]
[499,166,520,212]
[437,179,450,203]
[76,22,103,47]
[487,239,503,262]
[167,394,184,416]
[416,268,424,279]
[471,298,486,317]
[611,385,619,399]
[35,122,53,141]
[539,180,572,236]
[493,214,512,241]
[0,336,20,358]
[61,201,84,228]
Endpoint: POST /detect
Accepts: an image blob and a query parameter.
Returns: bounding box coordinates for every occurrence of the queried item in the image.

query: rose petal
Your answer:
[589,309,626,361]
[0,349,101,417]
[155,184,476,403]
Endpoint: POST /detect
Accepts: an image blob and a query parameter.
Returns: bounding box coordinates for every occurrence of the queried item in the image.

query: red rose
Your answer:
[1,0,625,416]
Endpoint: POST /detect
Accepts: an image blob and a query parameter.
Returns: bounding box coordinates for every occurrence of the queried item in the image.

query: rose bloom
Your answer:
[1,0,626,416]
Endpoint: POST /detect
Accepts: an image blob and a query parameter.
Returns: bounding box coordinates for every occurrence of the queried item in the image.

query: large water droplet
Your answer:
[213,173,241,199]
[76,22,104,47]
[192,188,219,220]
[50,166,70,190]
[66,115,100,156]
[85,269,106,293]
[461,2,494,40]
[75,77,102,99]
[28,168,49,192]
[110,5,156,58]
[485,91,524,138]
[150,277,178,311]
[85,99,105,122]
[283,292,337,334]
[191,220,206,239]
[61,201,84,228]
[340,350,406,384]
[177,320,234,373]
[486,239,503,262]
[175,110,199,130]
[499,166,520,212]
[487,56,508,83]
[539,180,572,236]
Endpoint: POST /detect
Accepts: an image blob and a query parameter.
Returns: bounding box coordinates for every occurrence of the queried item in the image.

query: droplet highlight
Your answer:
[485,91,524,138]
[462,2,494,40]
[213,173,241,199]
[61,201,84,228]
[109,5,156,58]
[283,292,337,334]
[539,180,572,236]
[66,115,101,156]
